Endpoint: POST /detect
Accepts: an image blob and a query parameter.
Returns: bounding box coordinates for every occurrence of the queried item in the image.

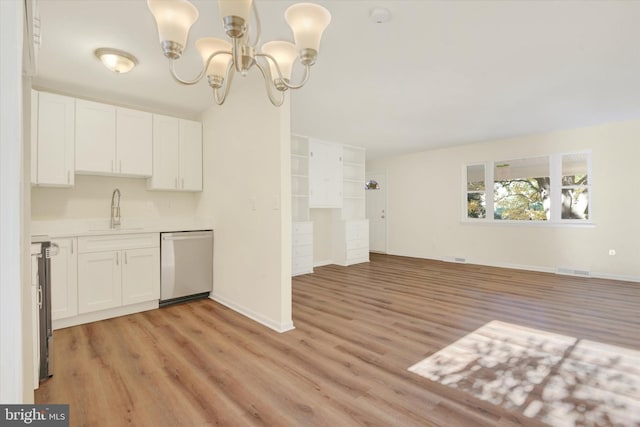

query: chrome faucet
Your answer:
[110,188,121,229]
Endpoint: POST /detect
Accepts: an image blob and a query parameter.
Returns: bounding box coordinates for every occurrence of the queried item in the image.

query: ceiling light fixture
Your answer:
[147,0,331,106]
[94,48,138,74]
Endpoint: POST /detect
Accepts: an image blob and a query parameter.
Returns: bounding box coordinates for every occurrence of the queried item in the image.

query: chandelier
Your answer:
[147,0,331,106]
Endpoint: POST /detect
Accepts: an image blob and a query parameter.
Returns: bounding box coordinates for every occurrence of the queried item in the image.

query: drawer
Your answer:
[293,222,313,234]
[78,233,159,253]
[292,232,313,246]
[345,220,368,240]
[346,247,369,262]
[292,244,313,257]
[346,238,368,251]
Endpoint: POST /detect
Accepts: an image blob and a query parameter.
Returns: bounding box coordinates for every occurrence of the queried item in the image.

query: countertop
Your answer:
[31,217,214,239]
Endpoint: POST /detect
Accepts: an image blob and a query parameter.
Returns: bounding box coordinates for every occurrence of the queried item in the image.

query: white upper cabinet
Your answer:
[309,139,343,208]
[116,107,153,176]
[148,115,202,191]
[179,119,203,191]
[75,99,116,174]
[75,100,152,177]
[32,91,75,187]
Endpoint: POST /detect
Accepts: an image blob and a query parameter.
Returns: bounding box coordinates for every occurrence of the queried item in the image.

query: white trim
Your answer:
[209,293,295,333]
[52,301,159,330]
[436,256,640,283]
[464,151,592,225]
[461,219,595,228]
[313,259,333,267]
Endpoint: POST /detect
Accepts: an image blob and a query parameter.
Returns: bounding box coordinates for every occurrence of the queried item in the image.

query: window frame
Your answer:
[463,151,593,227]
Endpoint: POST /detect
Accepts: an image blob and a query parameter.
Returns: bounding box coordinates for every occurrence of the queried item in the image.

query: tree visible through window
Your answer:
[464,152,591,223]
[494,157,549,221]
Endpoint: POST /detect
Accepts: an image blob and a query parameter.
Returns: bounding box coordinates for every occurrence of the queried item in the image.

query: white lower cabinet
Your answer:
[292,222,314,276]
[50,237,78,320]
[78,251,122,314]
[333,219,370,266]
[77,233,159,315]
[122,248,160,305]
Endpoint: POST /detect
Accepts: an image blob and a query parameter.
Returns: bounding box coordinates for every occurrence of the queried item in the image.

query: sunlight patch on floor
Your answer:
[408,320,640,427]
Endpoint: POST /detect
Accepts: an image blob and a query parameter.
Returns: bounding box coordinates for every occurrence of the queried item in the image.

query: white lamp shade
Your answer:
[261,41,298,80]
[285,3,331,52]
[196,37,232,77]
[218,0,252,21]
[147,0,199,48]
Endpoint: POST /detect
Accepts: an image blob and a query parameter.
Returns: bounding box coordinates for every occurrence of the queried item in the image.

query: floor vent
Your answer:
[556,267,591,277]
[454,257,467,263]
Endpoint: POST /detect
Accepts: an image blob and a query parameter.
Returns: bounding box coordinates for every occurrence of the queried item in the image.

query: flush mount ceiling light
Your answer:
[147,0,331,106]
[94,48,138,73]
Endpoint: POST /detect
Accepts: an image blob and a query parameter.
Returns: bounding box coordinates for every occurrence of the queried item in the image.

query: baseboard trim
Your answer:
[53,300,159,330]
[388,251,640,284]
[313,259,333,267]
[209,293,295,333]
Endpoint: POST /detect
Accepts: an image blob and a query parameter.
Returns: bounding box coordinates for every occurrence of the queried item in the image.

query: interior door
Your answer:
[365,172,387,253]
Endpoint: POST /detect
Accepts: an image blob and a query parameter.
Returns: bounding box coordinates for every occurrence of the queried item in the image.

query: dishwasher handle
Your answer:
[162,231,212,241]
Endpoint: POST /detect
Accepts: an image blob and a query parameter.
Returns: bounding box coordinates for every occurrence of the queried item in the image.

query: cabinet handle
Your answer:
[116,252,119,265]
[70,239,74,255]
[125,251,128,264]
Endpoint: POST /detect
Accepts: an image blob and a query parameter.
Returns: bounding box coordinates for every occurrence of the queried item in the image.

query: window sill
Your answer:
[461,219,595,228]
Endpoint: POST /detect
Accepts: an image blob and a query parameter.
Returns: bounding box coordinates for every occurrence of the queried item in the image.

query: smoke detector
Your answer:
[370,7,392,24]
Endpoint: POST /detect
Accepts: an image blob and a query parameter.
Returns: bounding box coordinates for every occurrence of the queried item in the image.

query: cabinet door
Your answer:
[179,119,203,191]
[78,251,122,314]
[37,92,75,186]
[122,247,160,305]
[50,238,78,320]
[149,114,180,190]
[309,140,342,208]
[75,99,116,174]
[117,107,152,177]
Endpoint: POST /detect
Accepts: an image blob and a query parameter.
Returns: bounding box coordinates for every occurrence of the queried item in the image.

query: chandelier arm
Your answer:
[281,64,310,90]
[169,51,233,86]
[213,66,235,105]
[249,1,262,49]
[255,61,285,107]
[232,37,243,73]
[255,53,312,90]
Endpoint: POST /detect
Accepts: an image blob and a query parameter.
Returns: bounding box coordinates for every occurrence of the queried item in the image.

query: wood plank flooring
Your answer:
[35,254,640,426]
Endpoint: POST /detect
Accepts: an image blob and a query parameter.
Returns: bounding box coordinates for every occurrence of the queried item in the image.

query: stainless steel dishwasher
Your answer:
[160,230,213,306]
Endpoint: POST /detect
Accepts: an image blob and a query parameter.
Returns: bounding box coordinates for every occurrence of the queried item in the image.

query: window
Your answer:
[561,153,589,220]
[466,164,486,218]
[494,157,549,221]
[464,152,592,224]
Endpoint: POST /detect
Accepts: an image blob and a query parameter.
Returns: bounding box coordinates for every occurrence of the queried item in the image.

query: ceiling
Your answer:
[32,0,640,159]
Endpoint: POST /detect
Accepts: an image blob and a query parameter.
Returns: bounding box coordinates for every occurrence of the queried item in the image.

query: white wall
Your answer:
[0,0,26,403]
[31,175,198,221]
[368,119,640,281]
[196,72,293,332]
[310,208,334,265]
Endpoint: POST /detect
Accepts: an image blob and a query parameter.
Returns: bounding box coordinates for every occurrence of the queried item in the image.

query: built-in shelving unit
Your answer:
[291,135,310,222]
[290,135,368,274]
[341,145,366,220]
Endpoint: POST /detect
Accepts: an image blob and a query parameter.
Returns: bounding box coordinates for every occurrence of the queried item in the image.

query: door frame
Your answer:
[365,170,388,254]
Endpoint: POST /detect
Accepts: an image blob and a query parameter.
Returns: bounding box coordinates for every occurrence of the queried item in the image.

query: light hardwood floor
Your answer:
[36,254,640,426]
